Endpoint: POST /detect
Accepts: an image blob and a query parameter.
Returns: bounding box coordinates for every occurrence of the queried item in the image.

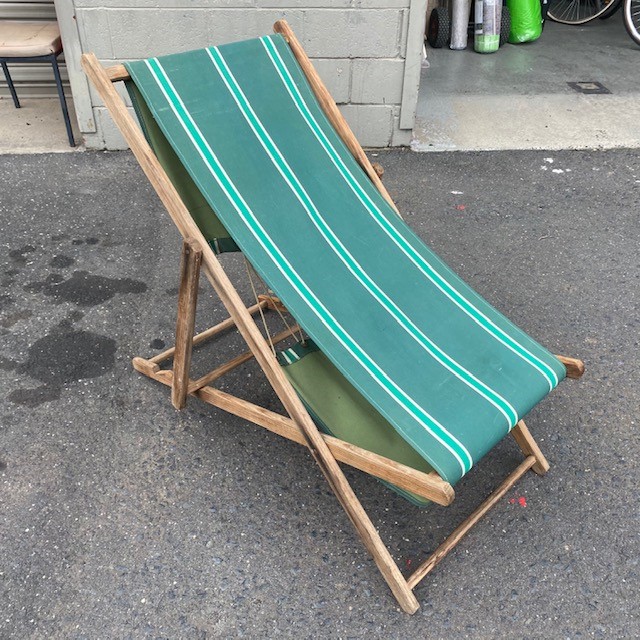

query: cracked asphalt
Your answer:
[1,148,638,638]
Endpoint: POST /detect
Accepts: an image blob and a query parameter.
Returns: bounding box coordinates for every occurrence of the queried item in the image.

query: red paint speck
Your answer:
[518,496,527,508]
[509,498,516,504]
[455,204,466,211]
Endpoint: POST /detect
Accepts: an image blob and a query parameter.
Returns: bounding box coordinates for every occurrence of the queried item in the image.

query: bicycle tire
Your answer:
[599,0,623,18]
[623,0,640,44]
[547,0,612,23]
[500,6,511,46]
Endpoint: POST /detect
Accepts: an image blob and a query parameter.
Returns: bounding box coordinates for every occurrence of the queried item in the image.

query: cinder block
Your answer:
[391,111,413,146]
[77,9,113,59]
[105,8,306,58]
[258,0,350,7]
[351,59,404,105]
[340,104,393,147]
[95,107,133,150]
[87,62,133,108]
[303,9,402,57]
[358,0,409,7]
[312,59,351,104]
[254,9,304,35]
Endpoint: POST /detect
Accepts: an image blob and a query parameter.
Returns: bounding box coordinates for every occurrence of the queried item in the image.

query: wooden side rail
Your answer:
[106,64,129,82]
[132,359,455,506]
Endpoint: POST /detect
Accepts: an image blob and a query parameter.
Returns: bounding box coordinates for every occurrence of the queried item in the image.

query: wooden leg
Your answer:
[171,239,202,410]
[84,52,419,613]
[511,420,550,476]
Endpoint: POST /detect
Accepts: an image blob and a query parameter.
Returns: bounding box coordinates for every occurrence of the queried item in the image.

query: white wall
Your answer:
[70,0,426,148]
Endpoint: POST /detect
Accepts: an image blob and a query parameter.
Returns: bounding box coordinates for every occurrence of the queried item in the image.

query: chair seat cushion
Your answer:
[0,21,62,57]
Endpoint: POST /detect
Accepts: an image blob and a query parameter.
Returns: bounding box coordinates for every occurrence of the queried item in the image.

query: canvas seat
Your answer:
[81,21,584,614]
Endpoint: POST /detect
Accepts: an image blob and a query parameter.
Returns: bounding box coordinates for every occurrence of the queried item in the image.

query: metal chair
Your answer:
[0,21,75,147]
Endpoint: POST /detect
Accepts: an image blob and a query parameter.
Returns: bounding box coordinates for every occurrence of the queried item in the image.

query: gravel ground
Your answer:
[1,148,638,639]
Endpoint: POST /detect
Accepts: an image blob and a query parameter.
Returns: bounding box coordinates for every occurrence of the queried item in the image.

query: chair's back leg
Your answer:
[50,54,75,147]
[172,239,202,410]
[1,61,20,108]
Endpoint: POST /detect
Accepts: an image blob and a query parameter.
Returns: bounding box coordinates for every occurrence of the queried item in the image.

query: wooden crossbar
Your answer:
[407,455,537,589]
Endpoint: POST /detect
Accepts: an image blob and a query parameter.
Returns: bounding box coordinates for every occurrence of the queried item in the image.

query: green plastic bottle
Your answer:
[474,0,501,53]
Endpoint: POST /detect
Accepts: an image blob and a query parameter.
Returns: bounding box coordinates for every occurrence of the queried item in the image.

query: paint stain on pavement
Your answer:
[7,328,117,407]
[49,255,75,269]
[1,310,32,328]
[24,270,147,307]
[8,245,36,265]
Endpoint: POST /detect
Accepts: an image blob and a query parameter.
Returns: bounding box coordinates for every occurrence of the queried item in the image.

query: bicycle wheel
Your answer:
[548,0,613,23]
[623,0,640,44]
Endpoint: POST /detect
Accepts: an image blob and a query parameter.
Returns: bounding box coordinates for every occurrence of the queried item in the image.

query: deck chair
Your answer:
[81,21,584,614]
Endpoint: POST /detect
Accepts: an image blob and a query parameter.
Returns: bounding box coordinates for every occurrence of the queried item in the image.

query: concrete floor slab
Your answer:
[0,97,82,154]
[415,19,640,151]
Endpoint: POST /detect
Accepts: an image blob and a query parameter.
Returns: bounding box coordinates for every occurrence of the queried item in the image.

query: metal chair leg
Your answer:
[50,55,75,147]
[1,60,20,109]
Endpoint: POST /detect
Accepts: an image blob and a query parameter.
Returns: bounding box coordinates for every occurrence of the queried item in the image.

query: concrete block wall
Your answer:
[71,0,416,149]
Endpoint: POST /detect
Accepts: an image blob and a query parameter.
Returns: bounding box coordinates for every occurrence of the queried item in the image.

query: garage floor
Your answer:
[414,17,640,150]
[0,97,81,154]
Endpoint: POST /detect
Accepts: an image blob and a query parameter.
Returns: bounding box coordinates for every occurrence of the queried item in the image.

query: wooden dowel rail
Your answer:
[106,64,129,82]
[187,324,300,393]
[149,299,270,365]
[555,354,585,379]
[132,361,455,506]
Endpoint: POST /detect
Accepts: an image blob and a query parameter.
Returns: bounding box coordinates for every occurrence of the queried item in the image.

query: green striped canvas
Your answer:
[125,35,566,484]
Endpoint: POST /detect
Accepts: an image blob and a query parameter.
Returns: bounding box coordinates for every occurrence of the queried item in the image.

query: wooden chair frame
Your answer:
[81,20,584,614]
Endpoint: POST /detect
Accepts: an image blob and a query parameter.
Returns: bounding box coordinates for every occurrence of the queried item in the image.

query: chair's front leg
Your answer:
[50,54,75,146]
[171,239,202,410]
[1,60,20,108]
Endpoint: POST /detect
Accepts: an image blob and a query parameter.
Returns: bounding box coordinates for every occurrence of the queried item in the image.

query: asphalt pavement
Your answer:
[1,148,638,638]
